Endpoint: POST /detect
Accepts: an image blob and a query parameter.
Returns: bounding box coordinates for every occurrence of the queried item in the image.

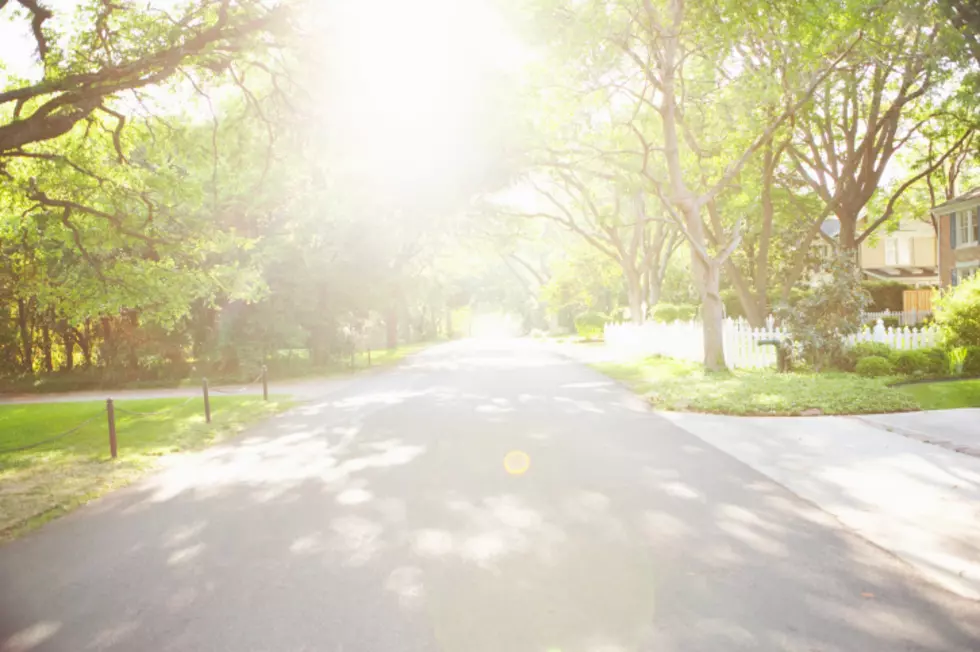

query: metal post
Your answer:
[262,365,268,401]
[202,377,211,424]
[106,398,117,459]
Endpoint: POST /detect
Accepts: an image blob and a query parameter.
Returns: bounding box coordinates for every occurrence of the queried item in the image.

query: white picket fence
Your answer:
[862,309,932,326]
[604,317,940,370]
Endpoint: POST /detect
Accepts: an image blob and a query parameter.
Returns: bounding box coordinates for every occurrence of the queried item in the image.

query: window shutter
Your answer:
[950,213,957,248]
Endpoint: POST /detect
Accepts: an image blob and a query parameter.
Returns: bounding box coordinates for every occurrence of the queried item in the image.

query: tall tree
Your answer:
[788,1,973,252]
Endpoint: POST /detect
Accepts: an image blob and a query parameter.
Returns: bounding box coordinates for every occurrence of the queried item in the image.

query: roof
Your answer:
[932,186,980,214]
[820,218,841,238]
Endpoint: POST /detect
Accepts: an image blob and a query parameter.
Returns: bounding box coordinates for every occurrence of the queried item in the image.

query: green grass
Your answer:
[593,356,920,416]
[896,379,980,410]
[0,396,292,540]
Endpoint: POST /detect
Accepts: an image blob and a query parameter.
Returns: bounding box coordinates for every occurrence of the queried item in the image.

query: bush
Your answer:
[934,274,980,346]
[964,346,980,375]
[851,342,894,360]
[834,342,892,372]
[891,350,930,376]
[675,304,698,321]
[650,303,697,323]
[574,311,607,340]
[919,347,950,376]
[781,254,871,370]
[862,280,906,311]
[651,303,678,322]
[856,355,895,377]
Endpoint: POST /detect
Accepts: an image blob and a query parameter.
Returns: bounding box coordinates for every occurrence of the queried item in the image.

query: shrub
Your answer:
[651,303,678,323]
[964,346,980,375]
[650,303,697,323]
[891,350,930,376]
[934,274,980,346]
[861,280,906,311]
[675,304,699,321]
[834,342,892,372]
[919,347,950,376]
[781,254,871,370]
[851,341,894,360]
[856,355,895,377]
[574,311,607,340]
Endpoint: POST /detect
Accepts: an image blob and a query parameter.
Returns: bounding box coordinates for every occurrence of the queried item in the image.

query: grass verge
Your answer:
[593,356,920,416]
[0,396,292,540]
[895,379,980,410]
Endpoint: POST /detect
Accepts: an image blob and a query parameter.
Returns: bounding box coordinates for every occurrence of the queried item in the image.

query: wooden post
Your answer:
[202,378,211,424]
[367,348,371,367]
[262,365,268,401]
[106,398,117,459]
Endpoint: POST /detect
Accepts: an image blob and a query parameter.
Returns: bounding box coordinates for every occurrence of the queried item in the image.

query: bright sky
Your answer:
[1,0,529,200]
[318,0,528,196]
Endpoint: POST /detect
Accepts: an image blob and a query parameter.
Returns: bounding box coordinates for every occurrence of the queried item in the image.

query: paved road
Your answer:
[2,340,978,652]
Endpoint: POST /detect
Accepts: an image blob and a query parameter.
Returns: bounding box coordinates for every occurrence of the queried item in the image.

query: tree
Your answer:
[788,1,974,252]
[529,0,856,368]
[495,165,681,324]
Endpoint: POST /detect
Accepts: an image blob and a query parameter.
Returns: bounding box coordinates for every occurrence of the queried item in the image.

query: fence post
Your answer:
[202,378,211,424]
[106,398,117,459]
[367,348,372,367]
[262,365,268,401]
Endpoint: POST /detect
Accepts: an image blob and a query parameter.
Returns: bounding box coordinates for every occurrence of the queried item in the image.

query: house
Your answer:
[932,187,980,286]
[858,218,938,287]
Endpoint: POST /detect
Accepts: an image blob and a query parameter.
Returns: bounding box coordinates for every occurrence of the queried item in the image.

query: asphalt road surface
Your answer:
[2,340,979,651]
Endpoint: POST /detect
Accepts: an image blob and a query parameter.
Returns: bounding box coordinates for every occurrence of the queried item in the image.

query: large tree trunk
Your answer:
[837,208,858,252]
[41,320,53,372]
[727,260,768,327]
[62,326,75,372]
[691,246,726,371]
[16,298,33,373]
[100,317,115,368]
[78,320,93,367]
[625,269,645,325]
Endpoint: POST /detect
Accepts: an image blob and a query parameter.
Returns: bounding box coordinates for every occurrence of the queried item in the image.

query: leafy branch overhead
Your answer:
[0,0,290,155]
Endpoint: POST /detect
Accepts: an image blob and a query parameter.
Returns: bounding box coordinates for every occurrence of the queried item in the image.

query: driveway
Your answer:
[1,340,978,651]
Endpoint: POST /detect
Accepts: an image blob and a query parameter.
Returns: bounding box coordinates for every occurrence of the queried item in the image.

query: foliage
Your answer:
[934,273,980,347]
[592,357,918,416]
[574,311,607,340]
[0,396,291,538]
[920,347,952,376]
[862,281,908,312]
[855,356,895,377]
[897,379,980,410]
[650,303,698,323]
[540,245,623,324]
[891,350,931,376]
[964,346,980,375]
[780,255,872,369]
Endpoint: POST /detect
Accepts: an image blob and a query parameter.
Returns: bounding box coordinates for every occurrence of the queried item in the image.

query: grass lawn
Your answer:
[0,395,292,540]
[895,379,980,410]
[593,356,920,416]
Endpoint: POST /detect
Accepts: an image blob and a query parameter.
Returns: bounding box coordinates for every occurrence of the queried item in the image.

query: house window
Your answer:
[957,209,977,248]
[885,238,898,265]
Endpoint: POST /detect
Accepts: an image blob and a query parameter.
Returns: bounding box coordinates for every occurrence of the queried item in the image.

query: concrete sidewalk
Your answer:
[855,408,980,457]
[658,410,980,600]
